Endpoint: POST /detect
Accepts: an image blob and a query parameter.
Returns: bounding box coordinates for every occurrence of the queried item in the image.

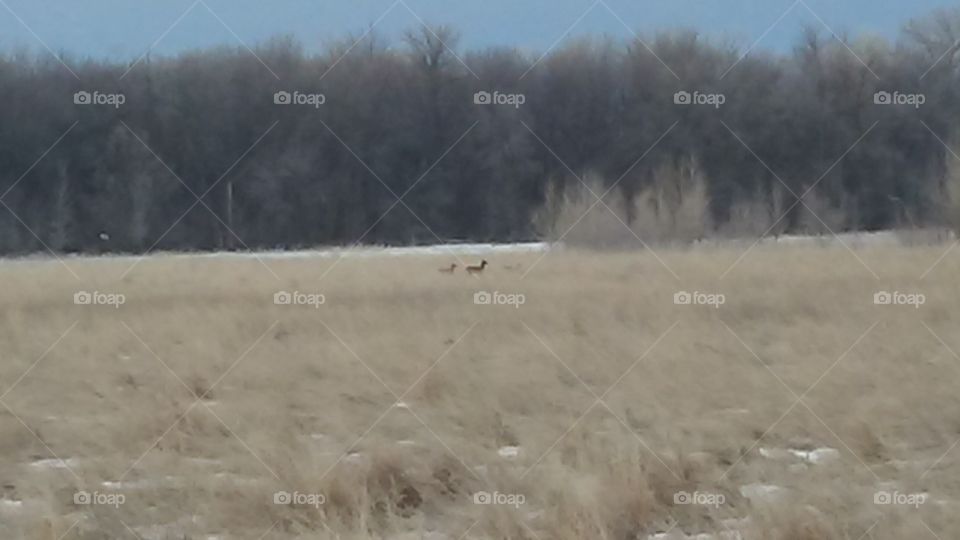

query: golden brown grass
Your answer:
[1,244,959,539]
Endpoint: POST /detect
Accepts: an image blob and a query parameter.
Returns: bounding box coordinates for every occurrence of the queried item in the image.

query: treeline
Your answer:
[0,9,958,254]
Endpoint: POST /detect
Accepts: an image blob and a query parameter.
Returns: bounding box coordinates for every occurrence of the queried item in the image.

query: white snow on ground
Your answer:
[0,242,553,266]
[0,229,953,267]
[739,483,786,503]
[772,231,903,247]
[0,499,23,510]
[101,476,181,490]
[181,241,553,260]
[788,447,840,464]
[344,453,366,466]
[758,447,791,460]
[648,530,744,540]
[498,445,521,458]
[696,229,954,249]
[28,457,81,470]
[759,446,840,465]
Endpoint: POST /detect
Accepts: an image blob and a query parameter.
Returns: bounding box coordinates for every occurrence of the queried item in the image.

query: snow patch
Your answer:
[759,447,791,460]
[28,457,80,470]
[344,452,366,465]
[0,499,23,510]
[6,242,553,267]
[759,446,839,465]
[648,531,744,540]
[789,447,839,464]
[498,446,520,459]
[739,483,785,503]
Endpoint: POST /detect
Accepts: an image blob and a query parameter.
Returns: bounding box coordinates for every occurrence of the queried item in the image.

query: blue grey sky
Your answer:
[0,1,949,60]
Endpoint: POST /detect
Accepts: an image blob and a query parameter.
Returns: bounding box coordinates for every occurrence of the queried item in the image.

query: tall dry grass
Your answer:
[0,243,958,538]
[537,157,960,249]
[536,158,710,248]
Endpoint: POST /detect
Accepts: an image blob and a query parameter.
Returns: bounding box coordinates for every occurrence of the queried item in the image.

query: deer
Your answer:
[438,263,457,274]
[466,260,488,275]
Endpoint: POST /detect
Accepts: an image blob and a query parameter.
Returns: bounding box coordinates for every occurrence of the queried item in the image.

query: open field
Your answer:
[1,243,960,539]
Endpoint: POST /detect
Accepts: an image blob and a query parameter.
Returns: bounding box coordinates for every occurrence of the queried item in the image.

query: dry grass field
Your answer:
[1,243,959,539]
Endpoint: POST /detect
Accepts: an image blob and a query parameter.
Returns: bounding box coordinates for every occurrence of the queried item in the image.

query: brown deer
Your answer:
[466,260,488,275]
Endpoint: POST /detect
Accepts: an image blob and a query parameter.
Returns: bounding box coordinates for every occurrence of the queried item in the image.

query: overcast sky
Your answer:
[0,0,949,60]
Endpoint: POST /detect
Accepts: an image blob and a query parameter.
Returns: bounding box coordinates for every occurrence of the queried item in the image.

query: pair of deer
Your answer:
[439,260,487,274]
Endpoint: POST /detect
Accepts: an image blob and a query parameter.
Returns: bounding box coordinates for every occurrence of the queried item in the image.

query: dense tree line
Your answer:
[0,9,958,254]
